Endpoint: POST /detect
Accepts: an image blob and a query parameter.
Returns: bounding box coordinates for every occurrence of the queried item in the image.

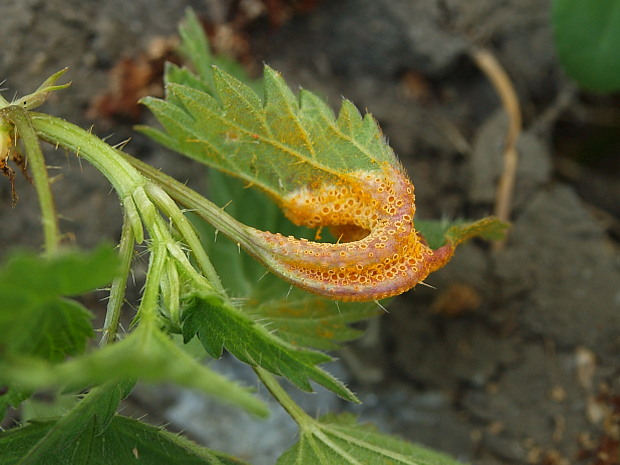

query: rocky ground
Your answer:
[2,1,619,464]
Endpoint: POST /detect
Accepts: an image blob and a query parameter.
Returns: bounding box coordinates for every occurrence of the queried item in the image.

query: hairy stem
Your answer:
[145,182,224,293]
[137,237,168,323]
[31,113,143,198]
[124,153,254,251]
[100,211,135,347]
[2,106,61,254]
[254,366,312,427]
[31,113,223,304]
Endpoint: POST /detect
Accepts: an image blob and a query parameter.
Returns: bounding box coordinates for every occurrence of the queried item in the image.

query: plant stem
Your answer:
[31,113,143,198]
[254,366,312,427]
[145,182,224,294]
[31,112,223,297]
[137,237,168,323]
[124,153,254,252]
[3,106,60,254]
[100,211,135,347]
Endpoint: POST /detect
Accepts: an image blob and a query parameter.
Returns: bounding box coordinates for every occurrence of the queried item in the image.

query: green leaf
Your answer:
[0,415,249,465]
[415,219,454,251]
[20,393,81,424]
[0,245,118,300]
[177,8,217,85]
[417,217,509,250]
[165,62,213,94]
[0,246,118,417]
[552,0,620,92]
[0,320,268,418]
[0,389,31,424]
[181,292,359,403]
[10,68,71,110]
[247,295,377,352]
[416,217,509,250]
[174,9,260,94]
[277,413,462,465]
[141,64,395,200]
[7,381,133,465]
[1,298,94,362]
[445,217,509,246]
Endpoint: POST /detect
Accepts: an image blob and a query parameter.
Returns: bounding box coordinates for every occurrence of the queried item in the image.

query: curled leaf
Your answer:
[245,163,456,301]
[142,63,506,302]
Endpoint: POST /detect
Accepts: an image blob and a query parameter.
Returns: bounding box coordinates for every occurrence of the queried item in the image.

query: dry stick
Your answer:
[470,47,522,247]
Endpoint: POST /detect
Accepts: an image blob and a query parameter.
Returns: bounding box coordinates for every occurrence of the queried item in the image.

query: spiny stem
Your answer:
[2,106,60,254]
[100,211,135,347]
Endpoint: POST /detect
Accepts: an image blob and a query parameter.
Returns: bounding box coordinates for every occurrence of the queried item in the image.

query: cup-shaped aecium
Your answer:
[247,163,454,302]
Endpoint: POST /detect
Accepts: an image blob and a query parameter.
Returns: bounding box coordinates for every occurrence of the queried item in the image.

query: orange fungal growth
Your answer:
[247,163,455,302]
[141,64,505,302]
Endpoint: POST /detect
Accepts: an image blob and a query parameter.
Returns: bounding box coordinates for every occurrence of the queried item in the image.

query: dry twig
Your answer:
[470,47,521,246]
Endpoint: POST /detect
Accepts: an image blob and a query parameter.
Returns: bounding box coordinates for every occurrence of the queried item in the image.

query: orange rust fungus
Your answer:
[247,163,454,302]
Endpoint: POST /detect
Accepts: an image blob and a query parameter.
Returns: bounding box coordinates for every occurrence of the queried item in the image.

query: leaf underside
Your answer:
[181,292,359,403]
[277,413,463,465]
[0,415,249,465]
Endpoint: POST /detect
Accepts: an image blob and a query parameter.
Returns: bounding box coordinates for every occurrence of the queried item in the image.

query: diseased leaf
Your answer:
[553,0,620,93]
[142,18,506,302]
[181,292,359,403]
[0,320,268,418]
[0,415,249,465]
[277,413,463,465]
[193,169,379,351]
[142,67,392,198]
